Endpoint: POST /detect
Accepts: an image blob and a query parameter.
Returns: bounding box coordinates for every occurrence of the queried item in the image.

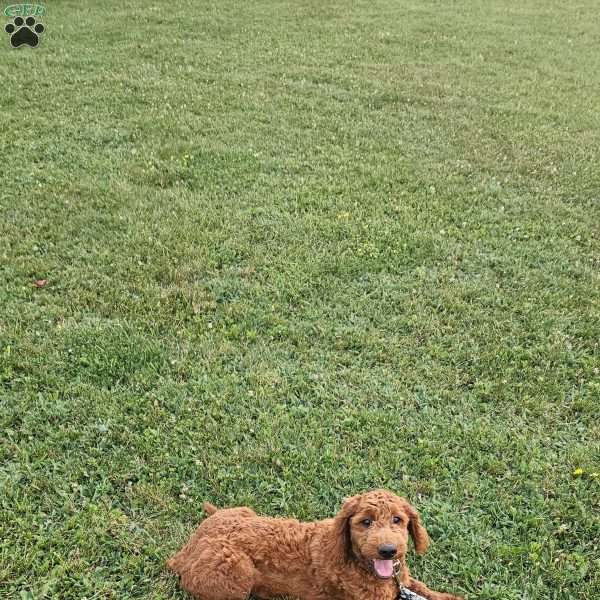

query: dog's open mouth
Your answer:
[372,559,394,579]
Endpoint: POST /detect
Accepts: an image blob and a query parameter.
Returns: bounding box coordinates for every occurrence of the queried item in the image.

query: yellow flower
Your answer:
[573,468,584,477]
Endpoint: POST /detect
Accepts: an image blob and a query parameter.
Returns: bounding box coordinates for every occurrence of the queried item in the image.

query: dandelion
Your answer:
[573,468,584,477]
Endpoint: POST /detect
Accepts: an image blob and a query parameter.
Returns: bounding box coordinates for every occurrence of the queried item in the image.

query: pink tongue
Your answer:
[373,559,394,578]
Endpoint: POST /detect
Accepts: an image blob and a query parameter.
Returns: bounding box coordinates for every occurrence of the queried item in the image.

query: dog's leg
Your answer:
[171,539,257,600]
[407,577,464,600]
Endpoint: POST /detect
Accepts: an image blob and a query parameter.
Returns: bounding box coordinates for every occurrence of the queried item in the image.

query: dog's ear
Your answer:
[406,503,430,554]
[330,494,360,563]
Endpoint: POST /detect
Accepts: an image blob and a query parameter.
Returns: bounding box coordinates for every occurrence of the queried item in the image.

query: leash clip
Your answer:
[393,559,407,596]
[393,560,428,600]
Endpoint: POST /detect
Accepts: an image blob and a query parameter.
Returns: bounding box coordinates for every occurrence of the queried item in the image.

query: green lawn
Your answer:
[1,0,599,598]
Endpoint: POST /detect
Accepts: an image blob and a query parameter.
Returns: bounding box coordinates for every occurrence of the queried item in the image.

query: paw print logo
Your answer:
[5,16,45,48]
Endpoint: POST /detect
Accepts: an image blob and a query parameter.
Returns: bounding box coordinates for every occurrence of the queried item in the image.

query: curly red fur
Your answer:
[167,489,463,600]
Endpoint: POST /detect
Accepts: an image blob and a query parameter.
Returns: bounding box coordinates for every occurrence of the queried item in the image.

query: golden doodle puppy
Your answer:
[168,489,463,600]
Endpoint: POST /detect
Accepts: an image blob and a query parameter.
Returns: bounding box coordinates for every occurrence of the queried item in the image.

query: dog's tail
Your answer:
[203,501,218,516]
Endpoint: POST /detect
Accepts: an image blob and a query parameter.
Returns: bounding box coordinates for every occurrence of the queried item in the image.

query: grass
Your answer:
[1,0,599,598]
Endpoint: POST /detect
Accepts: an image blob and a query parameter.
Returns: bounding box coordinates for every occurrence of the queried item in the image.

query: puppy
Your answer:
[168,489,463,600]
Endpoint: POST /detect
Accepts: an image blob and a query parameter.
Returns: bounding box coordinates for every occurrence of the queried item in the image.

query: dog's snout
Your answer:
[378,543,397,558]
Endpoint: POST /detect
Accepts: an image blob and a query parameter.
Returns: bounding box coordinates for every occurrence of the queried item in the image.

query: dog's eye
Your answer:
[392,516,403,524]
[361,518,373,527]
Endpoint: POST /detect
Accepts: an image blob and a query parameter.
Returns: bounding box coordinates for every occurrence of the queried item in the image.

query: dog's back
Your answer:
[167,502,259,573]
[167,501,320,599]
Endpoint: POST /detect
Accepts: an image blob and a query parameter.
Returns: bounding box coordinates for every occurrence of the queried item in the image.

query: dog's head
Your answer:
[331,489,430,579]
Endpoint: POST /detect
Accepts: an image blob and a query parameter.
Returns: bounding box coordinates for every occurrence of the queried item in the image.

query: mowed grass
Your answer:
[1,0,599,598]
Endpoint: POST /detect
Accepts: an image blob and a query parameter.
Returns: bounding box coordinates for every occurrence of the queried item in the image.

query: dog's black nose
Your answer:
[378,544,397,558]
